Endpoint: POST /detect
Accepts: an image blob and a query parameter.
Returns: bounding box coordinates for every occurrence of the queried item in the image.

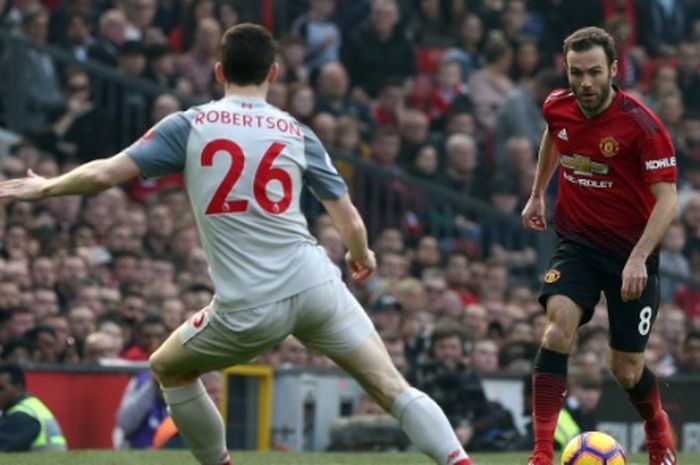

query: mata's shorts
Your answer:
[539,238,660,353]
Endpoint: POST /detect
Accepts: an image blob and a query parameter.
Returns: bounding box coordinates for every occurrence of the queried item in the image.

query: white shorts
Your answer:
[178,278,375,367]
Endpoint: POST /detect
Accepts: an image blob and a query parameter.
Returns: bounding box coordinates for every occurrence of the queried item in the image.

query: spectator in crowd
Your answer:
[342,0,415,100]
[46,67,113,162]
[291,0,341,73]
[0,362,66,451]
[58,10,93,62]
[676,331,700,375]
[494,69,561,164]
[467,32,513,133]
[2,7,64,134]
[176,17,221,99]
[469,338,499,373]
[123,0,157,42]
[637,0,688,57]
[116,366,168,449]
[414,324,519,451]
[168,0,217,53]
[314,61,372,131]
[121,313,167,361]
[660,220,691,303]
[88,8,127,66]
[443,13,484,80]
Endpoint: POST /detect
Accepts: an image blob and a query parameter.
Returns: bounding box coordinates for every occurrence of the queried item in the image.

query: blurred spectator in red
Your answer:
[121,313,167,361]
[426,60,469,124]
[373,77,406,127]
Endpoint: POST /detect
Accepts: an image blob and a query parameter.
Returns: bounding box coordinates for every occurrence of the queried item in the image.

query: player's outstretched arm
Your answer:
[522,128,559,231]
[321,193,376,282]
[0,152,141,201]
[621,181,677,301]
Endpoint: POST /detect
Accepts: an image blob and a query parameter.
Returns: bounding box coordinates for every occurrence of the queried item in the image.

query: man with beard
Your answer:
[521,27,677,465]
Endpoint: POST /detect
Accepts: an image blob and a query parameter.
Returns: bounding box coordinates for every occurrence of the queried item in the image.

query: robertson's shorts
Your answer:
[178,276,375,367]
[539,238,660,353]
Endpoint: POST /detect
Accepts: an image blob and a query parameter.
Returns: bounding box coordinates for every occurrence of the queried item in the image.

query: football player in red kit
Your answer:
[521,27,677,465]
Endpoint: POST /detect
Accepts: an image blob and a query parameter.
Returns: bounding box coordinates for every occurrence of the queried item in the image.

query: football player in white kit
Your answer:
[0,23,473,465]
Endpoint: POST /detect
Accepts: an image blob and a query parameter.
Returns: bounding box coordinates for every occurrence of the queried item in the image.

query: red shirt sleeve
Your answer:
[638,125,677,184]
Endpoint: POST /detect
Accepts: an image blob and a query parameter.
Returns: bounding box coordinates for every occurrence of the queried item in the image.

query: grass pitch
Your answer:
[0,450,697,465]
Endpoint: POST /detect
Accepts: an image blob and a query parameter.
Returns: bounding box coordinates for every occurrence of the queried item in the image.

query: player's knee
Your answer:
[542,322,576,350]
[610,361,642,389]
[610,356,644,389]
[149,350,174,384]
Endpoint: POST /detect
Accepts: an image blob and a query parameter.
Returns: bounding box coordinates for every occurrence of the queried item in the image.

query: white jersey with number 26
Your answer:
[126,96,348,312]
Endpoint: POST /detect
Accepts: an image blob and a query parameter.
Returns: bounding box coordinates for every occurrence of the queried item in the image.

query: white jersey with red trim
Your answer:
[126,95,347,312]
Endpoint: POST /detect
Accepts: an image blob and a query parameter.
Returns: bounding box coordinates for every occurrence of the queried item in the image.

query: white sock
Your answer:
[161,380,230,465]
[391,387,470,465]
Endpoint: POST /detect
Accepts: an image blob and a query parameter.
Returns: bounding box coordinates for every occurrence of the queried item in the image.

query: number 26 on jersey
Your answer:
[200,139,292,215]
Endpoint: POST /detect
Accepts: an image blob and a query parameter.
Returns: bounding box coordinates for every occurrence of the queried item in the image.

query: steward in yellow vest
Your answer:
[0,363,66,451]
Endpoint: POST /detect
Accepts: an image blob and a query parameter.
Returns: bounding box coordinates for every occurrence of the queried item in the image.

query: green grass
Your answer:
[0,450,696,465]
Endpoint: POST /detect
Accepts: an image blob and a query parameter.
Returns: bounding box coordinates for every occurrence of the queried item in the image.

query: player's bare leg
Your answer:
[150,325,232,465]
[530,295,582,465]
[610,349,676,465]
[330,330,473,465]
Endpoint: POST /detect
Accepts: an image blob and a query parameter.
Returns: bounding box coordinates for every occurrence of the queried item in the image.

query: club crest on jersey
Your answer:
[599,136,619,158]
[544,269,561,283]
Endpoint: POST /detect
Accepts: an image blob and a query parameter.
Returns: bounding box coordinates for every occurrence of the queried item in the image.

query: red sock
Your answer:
[627,367,663,423]
[532,372,567,460]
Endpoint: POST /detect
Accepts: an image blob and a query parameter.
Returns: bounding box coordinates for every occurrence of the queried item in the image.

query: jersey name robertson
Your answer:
[543,88,676,259]
[126,96,348,312]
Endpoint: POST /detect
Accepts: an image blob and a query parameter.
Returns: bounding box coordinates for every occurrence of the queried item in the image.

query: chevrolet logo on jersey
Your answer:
[560,155,609,175]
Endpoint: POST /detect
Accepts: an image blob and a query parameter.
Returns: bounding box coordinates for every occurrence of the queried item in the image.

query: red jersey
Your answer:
[543,87,676,261]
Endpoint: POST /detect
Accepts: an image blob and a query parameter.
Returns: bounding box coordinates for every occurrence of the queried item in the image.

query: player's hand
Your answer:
[521,195,547,230]
[0,169,48,201]
[621,256,647,302]
[346,250,376,282]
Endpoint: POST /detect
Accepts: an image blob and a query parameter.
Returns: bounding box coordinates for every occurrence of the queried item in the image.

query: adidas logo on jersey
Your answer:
[557,128,569,141]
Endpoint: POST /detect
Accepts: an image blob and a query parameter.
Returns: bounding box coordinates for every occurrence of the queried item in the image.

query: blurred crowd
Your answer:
[1,0,700,451]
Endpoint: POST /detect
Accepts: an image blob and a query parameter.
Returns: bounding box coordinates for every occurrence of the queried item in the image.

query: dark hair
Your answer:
[220,23,275,85]
[0,362,26,387]
[563,26,616,67]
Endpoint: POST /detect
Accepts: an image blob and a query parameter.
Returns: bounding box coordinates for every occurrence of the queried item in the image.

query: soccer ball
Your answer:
[561,431,626,465]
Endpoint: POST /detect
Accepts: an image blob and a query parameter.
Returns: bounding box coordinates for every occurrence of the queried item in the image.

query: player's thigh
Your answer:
[153,303,294,384]
[603,272,660,353]
[293,279,375,358]
[539,239,602,328]
[292,280,407,409]
[150,314,231,384]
